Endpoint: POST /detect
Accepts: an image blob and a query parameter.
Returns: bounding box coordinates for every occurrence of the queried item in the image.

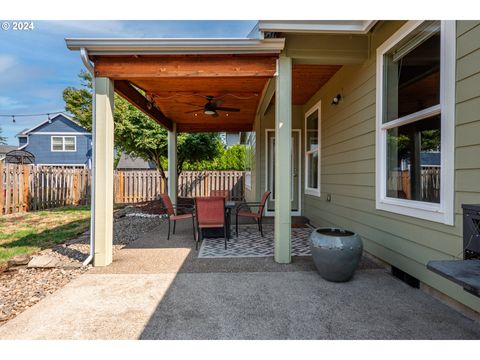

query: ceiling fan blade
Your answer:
[185,109,204,114]
[216,107,240,112]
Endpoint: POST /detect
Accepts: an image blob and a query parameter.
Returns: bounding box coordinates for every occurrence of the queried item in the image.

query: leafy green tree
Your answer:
[183,144,246,171]
[0,126,7,145]
[63,71,222,188]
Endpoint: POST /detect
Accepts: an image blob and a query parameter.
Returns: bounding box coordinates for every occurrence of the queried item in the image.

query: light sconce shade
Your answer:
[331,94,342,105]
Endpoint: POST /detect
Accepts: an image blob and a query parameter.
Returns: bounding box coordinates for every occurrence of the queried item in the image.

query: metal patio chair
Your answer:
[195,196,227,250]
[159,193,195,241]
[235,191,271,237]
[210,189,230,201]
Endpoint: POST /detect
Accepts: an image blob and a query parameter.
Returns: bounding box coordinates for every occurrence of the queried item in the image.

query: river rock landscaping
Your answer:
[0,205,162,325]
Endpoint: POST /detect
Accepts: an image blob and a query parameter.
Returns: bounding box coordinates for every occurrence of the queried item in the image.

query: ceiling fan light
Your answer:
[204,110,216,116]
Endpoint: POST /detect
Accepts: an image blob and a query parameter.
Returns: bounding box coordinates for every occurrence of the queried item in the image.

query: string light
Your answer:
[0,110,66,123]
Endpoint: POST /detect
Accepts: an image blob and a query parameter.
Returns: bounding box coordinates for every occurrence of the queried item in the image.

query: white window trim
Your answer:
[304,99,321,197]
[375,20,455,226]
[51,136,77,152]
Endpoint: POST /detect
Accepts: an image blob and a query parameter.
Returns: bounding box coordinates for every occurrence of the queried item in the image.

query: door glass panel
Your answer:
[266,131,300,212]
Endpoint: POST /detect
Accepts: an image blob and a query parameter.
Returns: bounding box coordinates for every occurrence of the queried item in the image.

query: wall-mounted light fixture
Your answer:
[331,94,342,105]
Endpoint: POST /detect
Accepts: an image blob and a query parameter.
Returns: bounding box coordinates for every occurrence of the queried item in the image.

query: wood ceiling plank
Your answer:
[292,64,342,104]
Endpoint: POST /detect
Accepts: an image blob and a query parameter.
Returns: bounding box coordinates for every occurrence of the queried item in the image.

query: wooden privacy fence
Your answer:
[387,167,440,203]
[177,171,245,201]
[1,164,245,214]
[114,170,245,203]
[0,164,91,214]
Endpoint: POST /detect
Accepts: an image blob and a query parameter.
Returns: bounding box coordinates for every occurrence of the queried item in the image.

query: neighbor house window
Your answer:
[305,100,321,196]
[376,21,455,225]
[51,136,76,152]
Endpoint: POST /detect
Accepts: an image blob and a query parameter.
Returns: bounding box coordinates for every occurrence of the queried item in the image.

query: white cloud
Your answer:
[0,55,16,74]
[0,96,24,110]
[42,20,143,37]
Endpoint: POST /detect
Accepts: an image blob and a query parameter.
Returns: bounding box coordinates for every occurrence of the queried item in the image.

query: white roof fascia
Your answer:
[22,113,83,136]
[256,20,377,34]
[65,38,285,56]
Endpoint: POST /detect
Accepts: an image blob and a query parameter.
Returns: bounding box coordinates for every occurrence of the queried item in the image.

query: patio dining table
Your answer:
[200,200,236,239]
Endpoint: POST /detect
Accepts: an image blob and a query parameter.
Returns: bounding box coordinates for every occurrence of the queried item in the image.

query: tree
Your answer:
[182,144,246,171]
[0,126,7,145]
[63,71,222,188]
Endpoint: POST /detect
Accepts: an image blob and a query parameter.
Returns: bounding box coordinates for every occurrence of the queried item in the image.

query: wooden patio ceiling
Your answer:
[92,54,341,132]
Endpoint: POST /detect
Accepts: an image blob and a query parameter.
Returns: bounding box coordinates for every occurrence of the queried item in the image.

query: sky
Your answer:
[0,20,257,145]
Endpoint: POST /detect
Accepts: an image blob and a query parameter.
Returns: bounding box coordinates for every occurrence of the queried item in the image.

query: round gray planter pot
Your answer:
[309,227,363,282]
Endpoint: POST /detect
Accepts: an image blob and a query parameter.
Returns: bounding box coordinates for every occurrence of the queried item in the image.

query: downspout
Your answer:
[80,47,95,267]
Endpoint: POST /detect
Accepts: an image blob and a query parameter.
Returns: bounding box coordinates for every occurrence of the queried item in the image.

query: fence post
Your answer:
[73,172,79,205]
[23,165,30,212]
[0,163,4,215]
[119,171,125,204]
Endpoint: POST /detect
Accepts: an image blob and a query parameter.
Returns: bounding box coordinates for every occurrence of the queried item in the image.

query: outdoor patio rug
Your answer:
[198,224,312,258]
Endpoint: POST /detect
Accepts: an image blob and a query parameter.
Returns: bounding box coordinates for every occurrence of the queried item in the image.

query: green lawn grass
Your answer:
[0,206,91,265]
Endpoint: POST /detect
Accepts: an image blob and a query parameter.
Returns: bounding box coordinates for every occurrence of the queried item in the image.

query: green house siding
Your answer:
[301,21,480,312]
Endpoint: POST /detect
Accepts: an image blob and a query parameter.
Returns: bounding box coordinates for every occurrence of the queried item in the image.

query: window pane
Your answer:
[386,114,441,203]
[52,137,63,151]
[64,137,75,151]
[307,152,318,189]
[306,110,318,151]
[384,21,440,123]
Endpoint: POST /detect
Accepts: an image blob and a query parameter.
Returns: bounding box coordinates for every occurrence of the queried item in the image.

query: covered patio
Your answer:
[66,37,340,266]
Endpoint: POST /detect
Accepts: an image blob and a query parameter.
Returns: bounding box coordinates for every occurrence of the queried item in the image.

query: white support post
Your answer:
[93,77,114,267]
[274,54,292,264]
[168,122,177,204]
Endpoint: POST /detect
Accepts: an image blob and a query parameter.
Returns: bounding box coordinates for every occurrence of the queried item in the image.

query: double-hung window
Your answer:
[51,136,76,152]
[376,21,455,225]
[305,100,321,197]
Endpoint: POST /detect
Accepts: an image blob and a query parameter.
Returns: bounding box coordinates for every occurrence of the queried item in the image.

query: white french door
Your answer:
[265,129,301,216]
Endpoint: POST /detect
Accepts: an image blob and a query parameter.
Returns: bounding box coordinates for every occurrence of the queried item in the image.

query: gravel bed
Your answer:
[0,208,162,326]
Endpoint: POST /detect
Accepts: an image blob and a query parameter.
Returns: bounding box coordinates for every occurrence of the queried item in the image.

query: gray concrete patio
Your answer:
[0,218,479,339]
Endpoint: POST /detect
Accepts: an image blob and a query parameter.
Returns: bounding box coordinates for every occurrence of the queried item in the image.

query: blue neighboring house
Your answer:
[17,113,92,168]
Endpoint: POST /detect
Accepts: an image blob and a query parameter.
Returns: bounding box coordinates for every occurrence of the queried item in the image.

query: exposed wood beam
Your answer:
[114,80,173,131]
[258,78,276,116]
[95,55,277,79]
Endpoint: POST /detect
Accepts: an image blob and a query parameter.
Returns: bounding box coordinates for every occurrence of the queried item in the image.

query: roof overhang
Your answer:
[253,20,377,35]
[65,38,285,56]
